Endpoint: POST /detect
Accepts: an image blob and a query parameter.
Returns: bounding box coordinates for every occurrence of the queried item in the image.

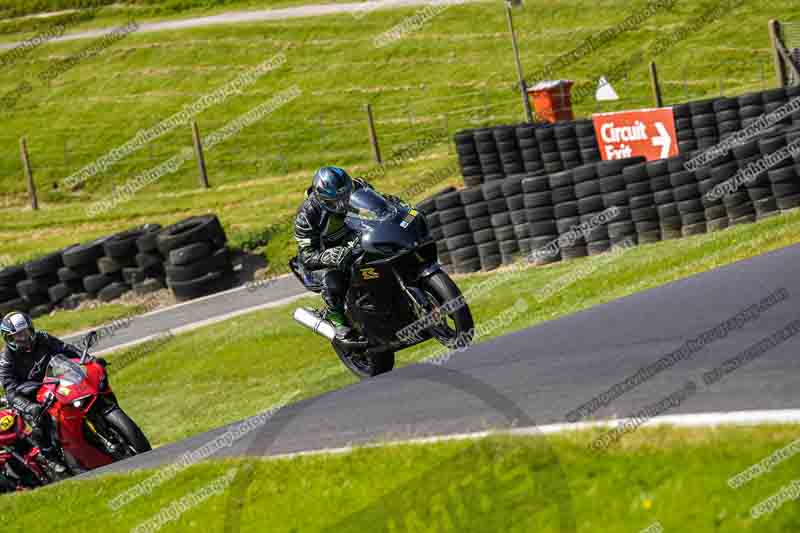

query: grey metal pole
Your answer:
[506,2,534,123]
[191,120,210,189]
[19,137,38,210]
[649,61,663,107]
[365,103,382,165]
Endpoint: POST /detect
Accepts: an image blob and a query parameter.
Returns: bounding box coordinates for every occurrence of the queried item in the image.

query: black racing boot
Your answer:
[38,447,67,475]
[322,307,351,340]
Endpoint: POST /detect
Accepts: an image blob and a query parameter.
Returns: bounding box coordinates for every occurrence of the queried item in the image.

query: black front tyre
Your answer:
[104,408,152,457]
[422,271,475,350]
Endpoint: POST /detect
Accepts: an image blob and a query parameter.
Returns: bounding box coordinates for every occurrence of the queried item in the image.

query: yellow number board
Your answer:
[0,414,15,432]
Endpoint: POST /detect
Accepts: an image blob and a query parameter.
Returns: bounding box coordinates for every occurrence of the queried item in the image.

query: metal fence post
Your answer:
[365,103,382,165]
[442,114,452,153]
[191,120,210,189]
[769,20,789,87]
[19,137,38,210]
[649,61,663,107]
[505,1,534,123]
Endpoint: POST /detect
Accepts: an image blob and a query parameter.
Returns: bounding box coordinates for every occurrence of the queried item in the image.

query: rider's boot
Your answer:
[322,307,351,340]
[27,417,67,474]
[27,435,67,474]
[38,448,67,475]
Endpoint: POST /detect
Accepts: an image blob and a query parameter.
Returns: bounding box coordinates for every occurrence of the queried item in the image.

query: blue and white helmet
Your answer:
[312,166,353,215]
[1,311,36,353]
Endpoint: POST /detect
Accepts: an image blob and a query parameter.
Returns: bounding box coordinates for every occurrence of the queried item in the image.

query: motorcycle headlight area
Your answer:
[72,396,91,409]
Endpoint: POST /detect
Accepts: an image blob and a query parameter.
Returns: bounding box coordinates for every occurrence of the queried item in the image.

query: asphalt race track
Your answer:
[91,242,800,476]
[63,275,309,354]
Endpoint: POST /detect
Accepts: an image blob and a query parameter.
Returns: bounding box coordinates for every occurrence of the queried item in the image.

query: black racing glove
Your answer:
[384,194,408,208]
[319,246,352,270]
[23,403,43,424]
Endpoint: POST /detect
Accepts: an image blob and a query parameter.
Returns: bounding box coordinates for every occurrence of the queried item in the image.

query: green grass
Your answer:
[73,208,800,447]
[0,0,787,267]
[33,301,139,336]
[0,0,356,22]
[5,425,800,532]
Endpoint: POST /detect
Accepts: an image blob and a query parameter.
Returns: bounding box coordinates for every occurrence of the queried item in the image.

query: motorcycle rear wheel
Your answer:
[103,408,152,457]
[422,272,475,350]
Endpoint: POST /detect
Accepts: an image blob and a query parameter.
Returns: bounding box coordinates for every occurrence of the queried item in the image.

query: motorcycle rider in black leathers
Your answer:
[0,311,81,472]
[293,166,405,340]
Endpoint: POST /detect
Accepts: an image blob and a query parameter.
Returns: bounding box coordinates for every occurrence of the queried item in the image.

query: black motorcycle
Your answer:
[291,188,474,378]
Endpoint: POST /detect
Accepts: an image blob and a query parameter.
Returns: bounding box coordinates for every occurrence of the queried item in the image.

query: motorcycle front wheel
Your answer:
[103,408,152,458]
[421,271,475,350]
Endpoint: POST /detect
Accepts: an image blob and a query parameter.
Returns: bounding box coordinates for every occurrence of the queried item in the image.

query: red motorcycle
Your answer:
[34,331,151,472]
[0,397,68,492]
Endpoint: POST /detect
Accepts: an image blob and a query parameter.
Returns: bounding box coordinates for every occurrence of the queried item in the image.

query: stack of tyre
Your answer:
[17,250,71,317]
[435,191,477,274]
[549,169,587,260]
[58,238,105,308]
[575,119,601,163]
[761,88,797,127]
[131,226,168,296]
[483,181,519,265]
[667,158,708,237]
[673,103,694,153]
[0,266,26,316]
[705,151,756,226]
[690,158,729,233]
[535,126,564,174]
[738,92,767,129]
[750,135,787,218]
[460,186,499,271]
[455,131,482,187]
[759,131,800,212]
[158,215,233,301]
[621,161,661,244]
[418,197,444,270]
[598,159,641,249]
[419,187,456,273]
[646,159,681,240]
[495,126,524,177]
[84,225,164,302]
[689,98,720,151]
[553,123,581,170]
[502,175,530,258]
[516,124,544,174]
[573,164,610,255]
[713,139,760,224]
[474,128,504,183]
[523,172,560,265]
[672,86,800,155]
[713,97,742,141]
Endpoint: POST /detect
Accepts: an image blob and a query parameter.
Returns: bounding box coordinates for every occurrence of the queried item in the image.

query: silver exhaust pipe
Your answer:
[293,307,336,341]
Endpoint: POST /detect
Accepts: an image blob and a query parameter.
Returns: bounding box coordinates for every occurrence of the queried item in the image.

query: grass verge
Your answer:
[5,425,800,532]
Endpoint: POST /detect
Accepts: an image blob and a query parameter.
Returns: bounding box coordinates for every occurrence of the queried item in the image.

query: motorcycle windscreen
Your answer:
[344,189,398,232]
[46,355,87,385]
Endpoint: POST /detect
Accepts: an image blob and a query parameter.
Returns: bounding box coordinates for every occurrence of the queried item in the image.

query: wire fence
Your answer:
[0,51,781,205]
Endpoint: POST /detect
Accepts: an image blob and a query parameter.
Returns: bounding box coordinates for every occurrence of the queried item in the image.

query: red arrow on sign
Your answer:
[592,107,679,161]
